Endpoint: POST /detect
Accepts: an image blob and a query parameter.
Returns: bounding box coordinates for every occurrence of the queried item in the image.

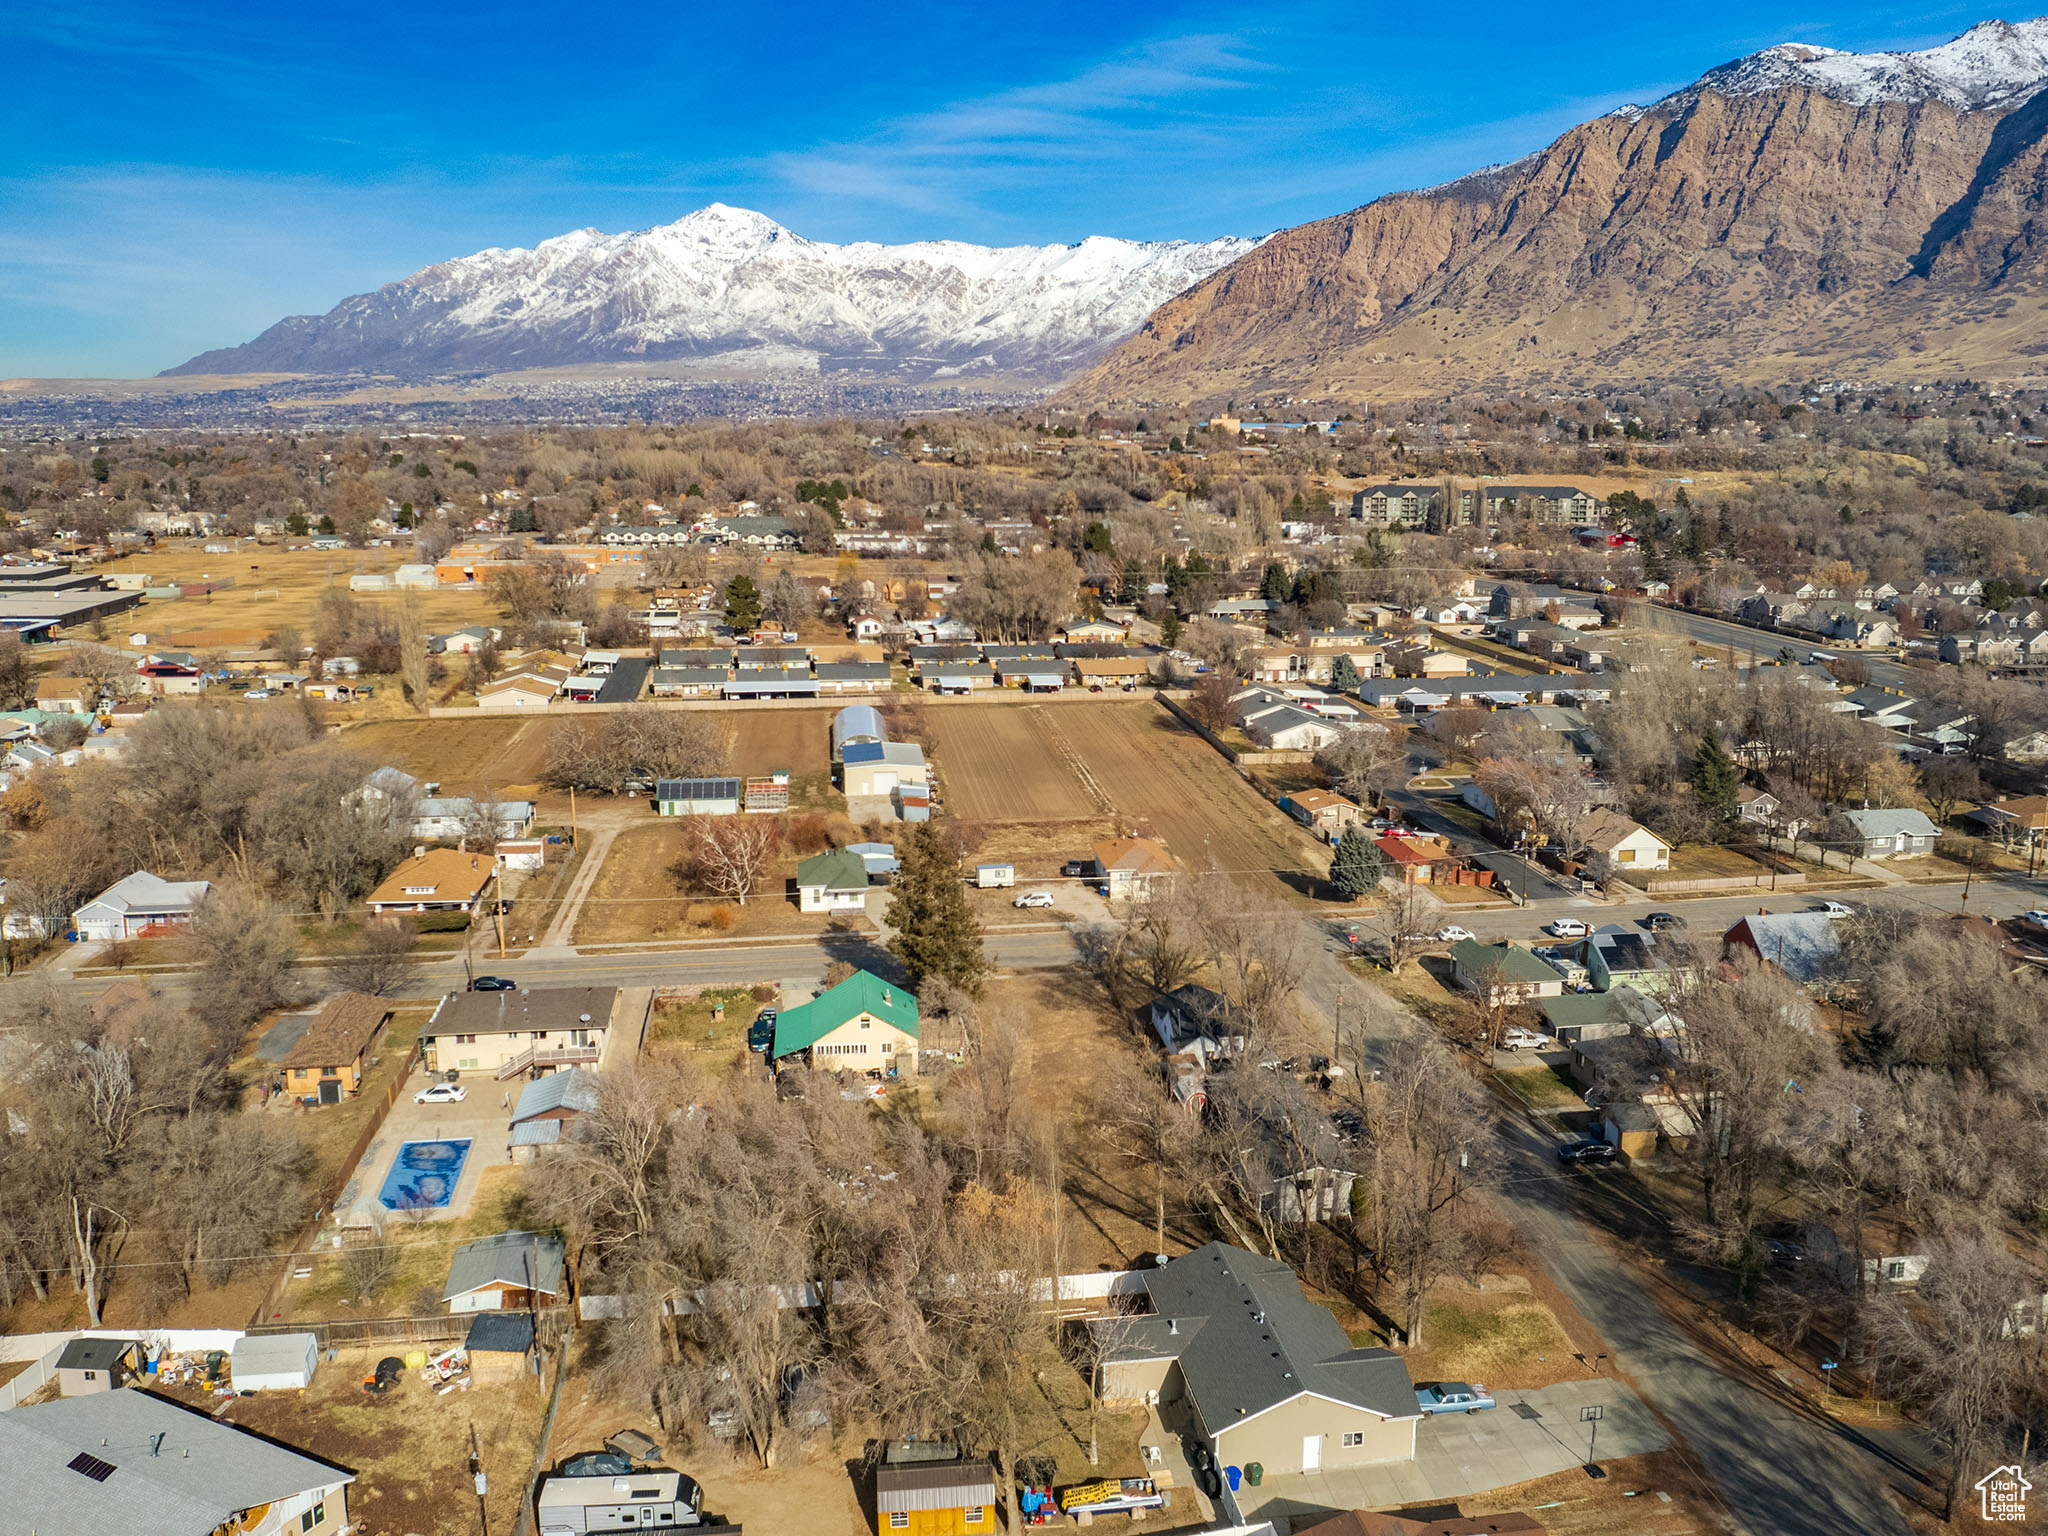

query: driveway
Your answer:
[1233,1380,1667,1526]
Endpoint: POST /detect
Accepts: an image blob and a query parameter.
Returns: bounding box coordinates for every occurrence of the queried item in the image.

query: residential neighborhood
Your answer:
[3,395,2048,1536]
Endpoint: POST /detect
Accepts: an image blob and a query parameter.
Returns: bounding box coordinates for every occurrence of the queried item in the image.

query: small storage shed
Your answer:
[875,1455,998,1536]
[230,1331,319,1391]
[465,1311,536,1384]
[54,1337,139,1397]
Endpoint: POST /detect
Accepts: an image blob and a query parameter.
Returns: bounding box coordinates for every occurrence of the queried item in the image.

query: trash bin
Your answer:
[1225,1465,1242,1493]
[1245,1463,1264,1486]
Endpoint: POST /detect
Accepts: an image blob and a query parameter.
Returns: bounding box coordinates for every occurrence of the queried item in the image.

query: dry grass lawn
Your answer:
[570,820,873,946]
[1394,1280,1597,1391]
[99,543,507,646]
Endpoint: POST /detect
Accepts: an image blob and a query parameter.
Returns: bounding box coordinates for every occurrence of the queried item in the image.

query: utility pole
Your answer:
[469,1420,490,1536]
[569,786,578,850]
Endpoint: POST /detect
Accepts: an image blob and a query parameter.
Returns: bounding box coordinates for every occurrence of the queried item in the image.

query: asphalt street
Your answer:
[1645,603,1922,693]
[1489,1113,1925,1536]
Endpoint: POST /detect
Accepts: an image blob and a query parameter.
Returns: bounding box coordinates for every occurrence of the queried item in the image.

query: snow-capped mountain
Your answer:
[166,205,1259,380]
[1074,16,2048,404]
[1673,17,2048,111]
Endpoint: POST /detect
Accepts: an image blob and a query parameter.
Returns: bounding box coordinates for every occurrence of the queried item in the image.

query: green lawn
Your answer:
[1498,1064,1584,1111]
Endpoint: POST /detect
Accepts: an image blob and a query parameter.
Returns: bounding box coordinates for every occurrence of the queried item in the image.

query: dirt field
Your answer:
[931,705,1105,822]
[931,700,1325,899]
[1064,701,1327,898]
[339,716,557,797]
[729,708,832,779]
[160,1345,545,1536]
[99,544,505,650]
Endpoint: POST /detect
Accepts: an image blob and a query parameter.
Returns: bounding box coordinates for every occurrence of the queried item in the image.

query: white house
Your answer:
[72,871,213,942]
[796,849,870,913]
[1575,809,1672,880]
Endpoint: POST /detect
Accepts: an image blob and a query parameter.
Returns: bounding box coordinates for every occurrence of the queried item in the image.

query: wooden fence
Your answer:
[247,1040,422,1328]
[245,1306,570,1353]
[1637,871,1809,895]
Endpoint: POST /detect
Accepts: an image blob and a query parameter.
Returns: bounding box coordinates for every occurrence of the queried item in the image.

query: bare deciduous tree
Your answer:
[688,818,779,907]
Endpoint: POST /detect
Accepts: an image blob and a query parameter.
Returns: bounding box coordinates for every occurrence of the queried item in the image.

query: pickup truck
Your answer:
[1415,1382,1496,1414]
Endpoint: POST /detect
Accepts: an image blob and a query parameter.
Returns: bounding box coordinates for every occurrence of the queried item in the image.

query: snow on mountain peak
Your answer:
[169,205,1261,380]
[1680,16,2048,111]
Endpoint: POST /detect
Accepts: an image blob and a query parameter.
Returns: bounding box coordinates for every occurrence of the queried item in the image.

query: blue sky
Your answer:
[0,0,2012,376]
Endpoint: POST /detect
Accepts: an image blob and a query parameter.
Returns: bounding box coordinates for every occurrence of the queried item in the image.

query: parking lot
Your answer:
[1231,1379,1669,1526]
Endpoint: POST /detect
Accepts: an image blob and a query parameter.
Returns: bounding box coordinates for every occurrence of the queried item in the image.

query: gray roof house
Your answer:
[1089,1243,1420,1476]
[71,871,212,943]
[1723,912,1842,985]
[444,1230,567,1314]
[0,1385,353,1535]
[1841,807,1942,859]
[508,1066,601,1160]
[1149,983,1239,1065]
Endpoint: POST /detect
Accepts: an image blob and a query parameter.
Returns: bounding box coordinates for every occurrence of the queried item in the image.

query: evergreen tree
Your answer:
[725,573,763,630]
[887,824,988,995]
[1329,825,1384,899]
[285,512,309,536]
[1331,654,1361,693]
[1689,731,1741,831]
[1159,610,1183,647]
[1119,558,1144,605]
[510,502,537,533]
[1259,562,1290,602]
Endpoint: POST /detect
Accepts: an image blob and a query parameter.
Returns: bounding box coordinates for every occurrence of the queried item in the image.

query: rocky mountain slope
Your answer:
[165,205,1257,381]
[1070,19,2048,404]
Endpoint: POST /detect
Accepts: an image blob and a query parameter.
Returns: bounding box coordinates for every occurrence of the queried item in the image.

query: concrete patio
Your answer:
[1229,1378,1670,1529]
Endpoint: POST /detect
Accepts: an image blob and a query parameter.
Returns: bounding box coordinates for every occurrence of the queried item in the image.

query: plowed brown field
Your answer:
[933,700,1324,898]
[930,705,1101,822]
[1061,701,1324,896]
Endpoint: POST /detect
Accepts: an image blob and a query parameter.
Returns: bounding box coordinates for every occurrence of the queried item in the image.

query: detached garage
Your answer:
[230,1331,319,1391]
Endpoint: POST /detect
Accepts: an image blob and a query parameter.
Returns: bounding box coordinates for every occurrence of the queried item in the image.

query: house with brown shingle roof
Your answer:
[1091,836,1177,899]
[281,992,394,1104]
[366,848,494,915]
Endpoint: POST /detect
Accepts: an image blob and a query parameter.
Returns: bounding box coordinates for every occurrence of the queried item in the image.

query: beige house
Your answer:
[1092,1244,1420,1476]
[769,969,920,1076]
[1575,809,1671,879]
[422,985,630,1079]
[1092,836,1178,900]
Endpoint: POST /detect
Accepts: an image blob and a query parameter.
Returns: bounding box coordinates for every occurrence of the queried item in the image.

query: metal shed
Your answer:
[230,1331,319,1391]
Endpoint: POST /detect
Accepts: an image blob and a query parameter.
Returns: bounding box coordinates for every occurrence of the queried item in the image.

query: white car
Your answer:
[245,689,273,701]
[1546,918,1590,938]
[2024,910,2048,931]
[1810,901,1856,918]
[1013,891,1055,909]
[1434,926,1476,943]
[414,1082,466,1105]
[1502,1027,1551,1052]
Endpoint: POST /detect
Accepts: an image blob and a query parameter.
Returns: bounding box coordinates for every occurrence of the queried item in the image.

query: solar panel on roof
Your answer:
[68,1451,116,1481]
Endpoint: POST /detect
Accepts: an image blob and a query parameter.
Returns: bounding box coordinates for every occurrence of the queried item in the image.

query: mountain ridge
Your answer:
[1065,17,2048,405]
[164,205,1258,381]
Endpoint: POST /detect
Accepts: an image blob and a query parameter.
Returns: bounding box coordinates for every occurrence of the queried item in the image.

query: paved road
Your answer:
[35,927,1086,1006]
[1647,604,1922,693]
[1490,1112,1925,1536]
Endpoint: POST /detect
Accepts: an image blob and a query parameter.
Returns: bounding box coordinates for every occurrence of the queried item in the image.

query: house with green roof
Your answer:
[1447,938,1566,1008]
[796,847,872,913]
[772,969,920,1075]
